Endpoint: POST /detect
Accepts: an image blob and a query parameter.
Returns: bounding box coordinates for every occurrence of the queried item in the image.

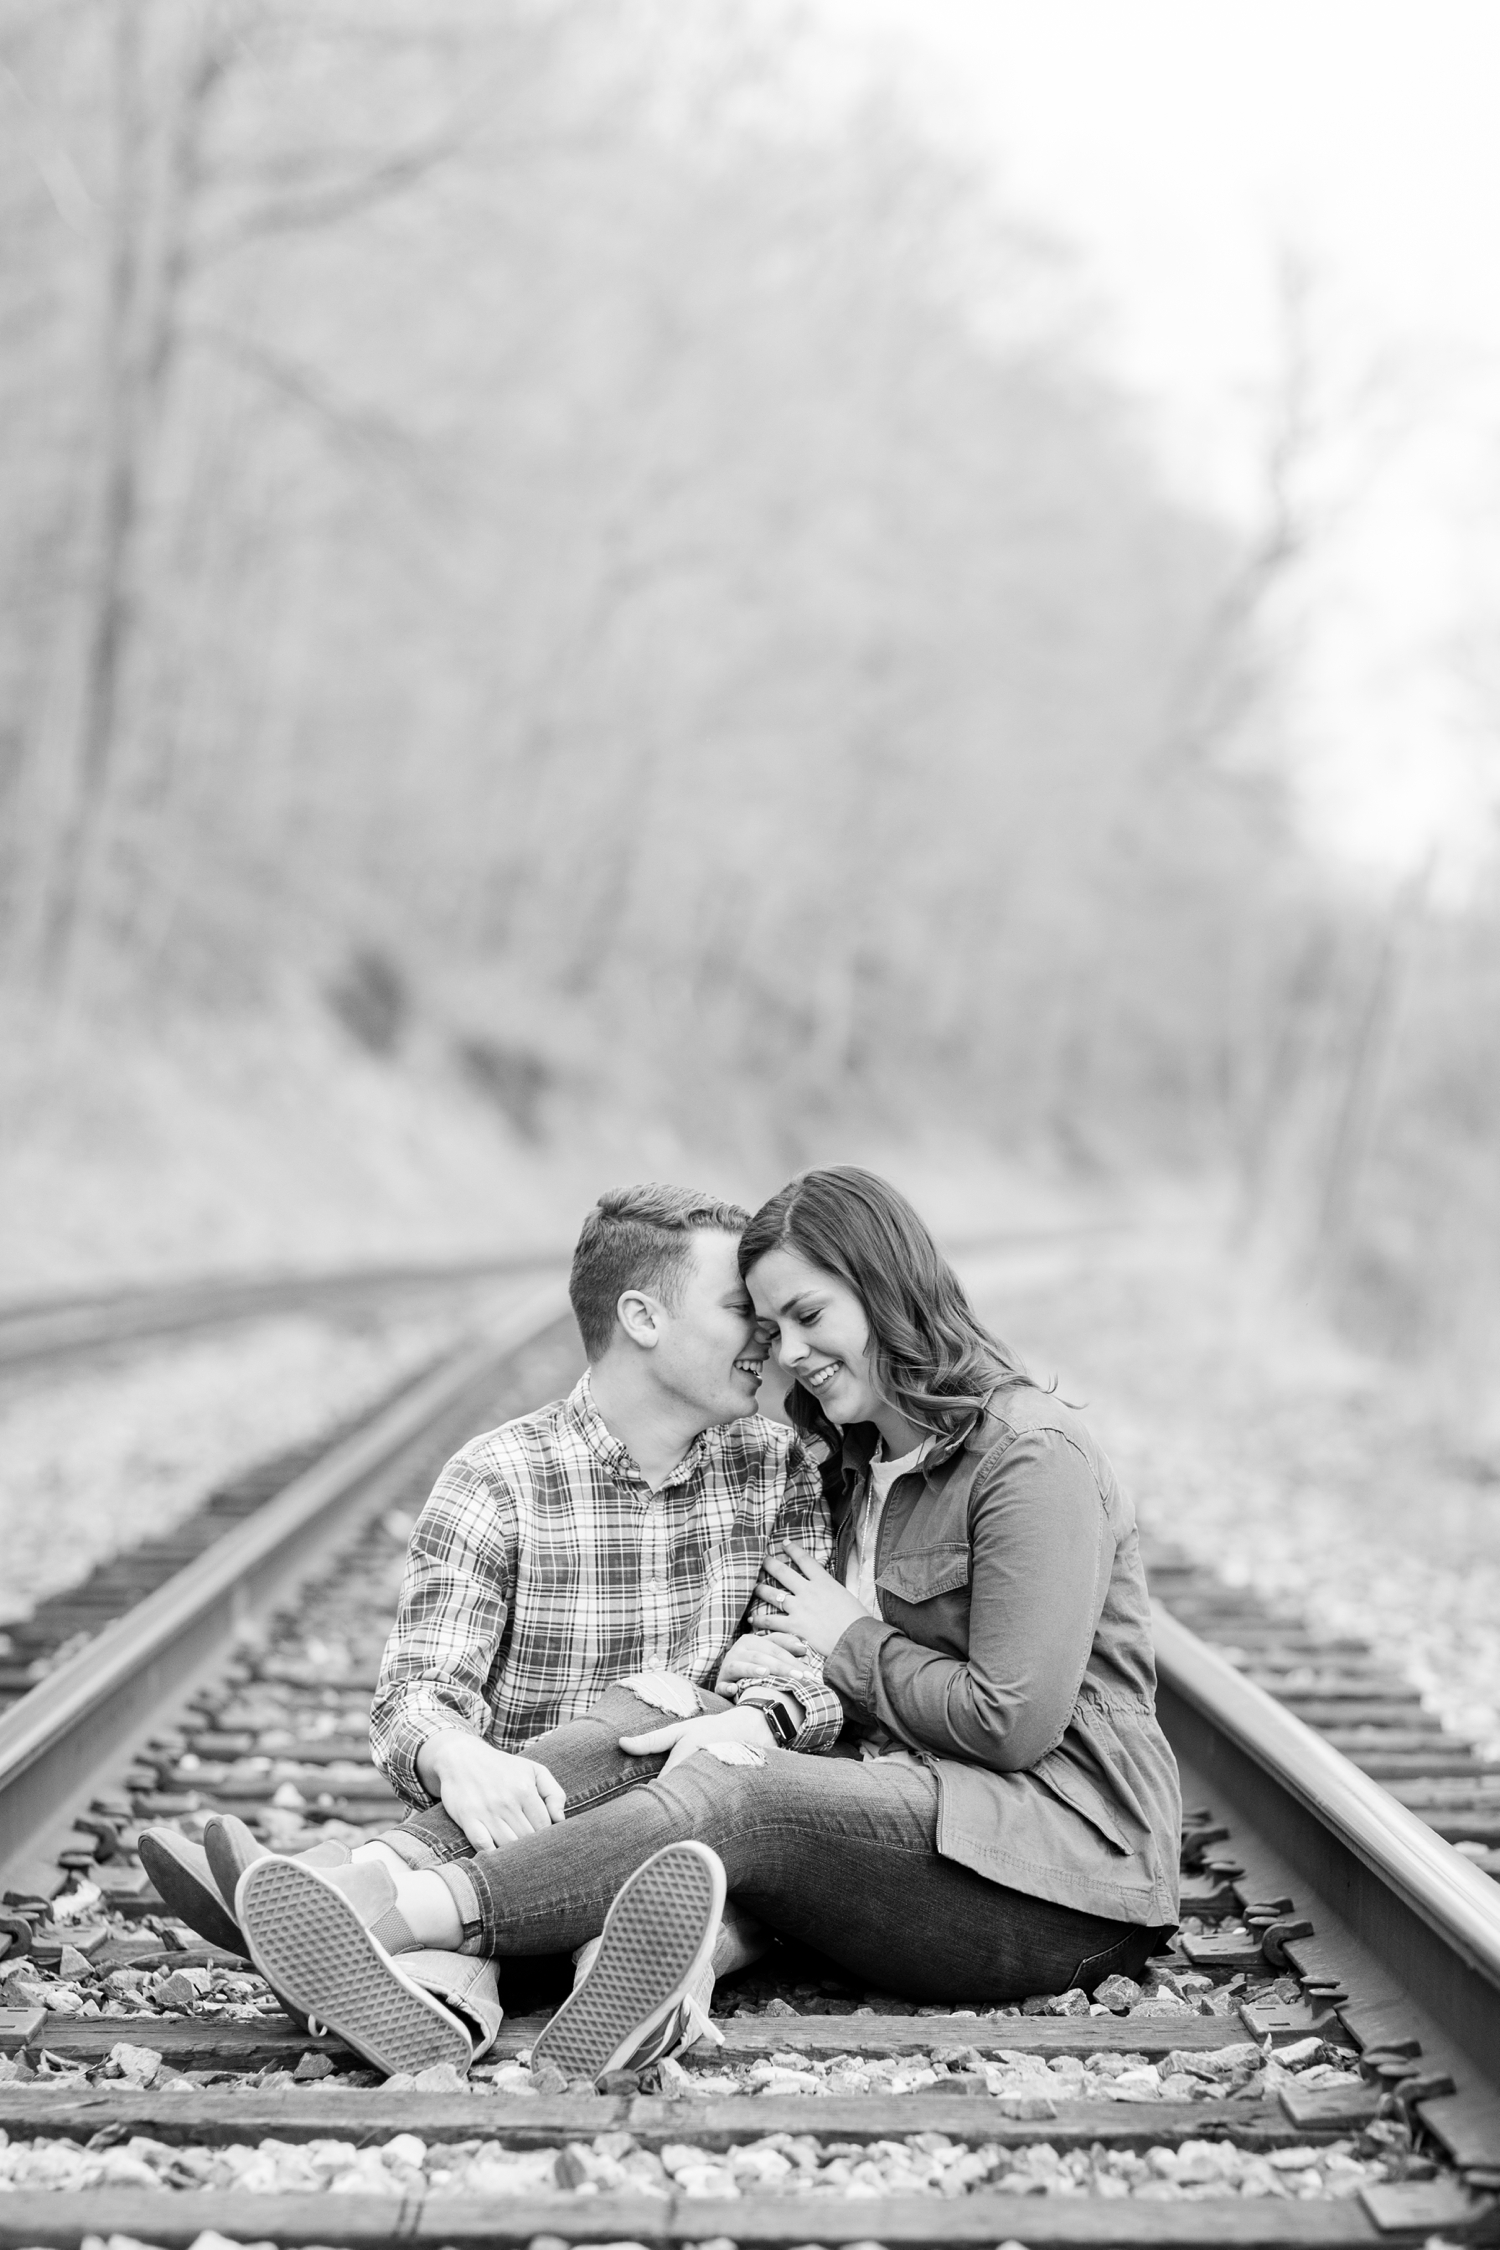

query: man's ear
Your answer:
[615,1289,663,1350]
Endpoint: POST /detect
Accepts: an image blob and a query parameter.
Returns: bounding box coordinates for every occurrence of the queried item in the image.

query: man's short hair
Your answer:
[569,1183,751,1360]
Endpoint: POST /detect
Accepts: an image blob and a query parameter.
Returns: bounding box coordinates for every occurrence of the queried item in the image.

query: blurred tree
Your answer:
[14,0,1481,1348]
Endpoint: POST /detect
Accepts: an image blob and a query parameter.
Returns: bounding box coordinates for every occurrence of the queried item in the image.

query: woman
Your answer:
[234,1166,1181,2073]
[725,1164,1181,1980]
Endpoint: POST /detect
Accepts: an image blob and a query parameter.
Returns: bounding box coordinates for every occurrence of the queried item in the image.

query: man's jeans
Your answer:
[382,1681,725,1872]
[380,1684,1166,2004]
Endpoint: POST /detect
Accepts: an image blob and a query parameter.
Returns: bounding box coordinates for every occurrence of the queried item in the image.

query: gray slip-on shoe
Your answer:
[236,1857,472,2080]
[203,1811,349,1917]
[531,1840,725,2086]
[138,1828,246,1957]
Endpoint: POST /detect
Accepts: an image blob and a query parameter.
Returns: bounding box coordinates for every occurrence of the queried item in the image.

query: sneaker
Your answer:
[235,1857,472,2080]
[138,1829,247,1956]
[531,1841,725,2086]
[203,1812,349,1919]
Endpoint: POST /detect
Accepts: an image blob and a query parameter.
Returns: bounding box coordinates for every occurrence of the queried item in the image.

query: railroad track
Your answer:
[0,1254,567,1373]
[1,1294,1498,2247]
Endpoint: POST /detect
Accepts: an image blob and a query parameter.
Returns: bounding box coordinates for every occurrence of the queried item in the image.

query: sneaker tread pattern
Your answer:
[530,1842,721,2083]
[239,1859,469,2079]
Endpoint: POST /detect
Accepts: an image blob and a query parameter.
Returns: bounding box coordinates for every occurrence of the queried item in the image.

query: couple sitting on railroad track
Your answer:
[141,1167,1182,2086]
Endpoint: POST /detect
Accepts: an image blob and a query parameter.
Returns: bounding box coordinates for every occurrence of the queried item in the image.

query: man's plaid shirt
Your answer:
[371,1373,843,1801]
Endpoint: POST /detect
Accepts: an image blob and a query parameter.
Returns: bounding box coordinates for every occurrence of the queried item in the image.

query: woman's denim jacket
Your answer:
[821,1382,1181,1927]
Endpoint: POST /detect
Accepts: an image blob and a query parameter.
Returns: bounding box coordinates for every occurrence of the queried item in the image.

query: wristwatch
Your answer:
[760,1699,798,1751]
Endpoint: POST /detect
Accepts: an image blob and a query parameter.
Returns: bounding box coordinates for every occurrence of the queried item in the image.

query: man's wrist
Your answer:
[735,1686,800,1747]
[759,1698,798,1750]
[737,1705,778,1750]
[416,1726,477,1792]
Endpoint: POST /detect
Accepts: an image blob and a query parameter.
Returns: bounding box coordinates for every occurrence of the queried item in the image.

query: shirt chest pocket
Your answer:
[874,1544,971,1607]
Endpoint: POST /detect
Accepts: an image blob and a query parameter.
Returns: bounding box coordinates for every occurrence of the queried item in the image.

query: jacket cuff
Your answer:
[823,1615,895,1714]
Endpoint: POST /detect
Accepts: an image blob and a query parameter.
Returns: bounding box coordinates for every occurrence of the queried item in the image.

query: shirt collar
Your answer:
[565,1371,713,1492]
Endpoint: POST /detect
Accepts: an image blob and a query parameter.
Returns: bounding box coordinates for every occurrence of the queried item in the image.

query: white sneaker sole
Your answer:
[530,1840,725,2084]
[236,1857,471,2080]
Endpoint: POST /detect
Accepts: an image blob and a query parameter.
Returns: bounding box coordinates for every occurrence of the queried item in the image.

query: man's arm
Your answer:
[771,1437,836,1569]
[370,1451,565,1847]
[721,1439,845,1752]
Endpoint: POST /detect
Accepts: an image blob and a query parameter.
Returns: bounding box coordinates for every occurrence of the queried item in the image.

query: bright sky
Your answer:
[804,0,1500,892]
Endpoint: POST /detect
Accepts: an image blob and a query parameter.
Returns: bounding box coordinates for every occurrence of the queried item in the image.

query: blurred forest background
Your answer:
[1,0,1497,1392]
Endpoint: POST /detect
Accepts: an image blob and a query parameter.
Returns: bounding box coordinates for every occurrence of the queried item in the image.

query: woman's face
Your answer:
[746,1245,882,1427]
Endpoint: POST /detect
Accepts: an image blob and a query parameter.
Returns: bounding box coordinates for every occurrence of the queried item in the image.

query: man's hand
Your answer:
[416,1729,566,1853]
[620,1703,778,1775]
[751,1539,867,1656]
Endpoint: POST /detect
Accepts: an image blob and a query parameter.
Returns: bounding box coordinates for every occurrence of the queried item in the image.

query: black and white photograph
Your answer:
[1,1,1499,2236]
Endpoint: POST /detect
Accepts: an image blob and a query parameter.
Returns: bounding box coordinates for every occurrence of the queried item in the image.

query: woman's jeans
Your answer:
[380,1682,1166,2005]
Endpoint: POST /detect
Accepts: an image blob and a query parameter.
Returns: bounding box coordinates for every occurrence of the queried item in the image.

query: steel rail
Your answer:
[0,1283,573,1891]
[1154,1600,1500,2087]
[0,1253,567,1371]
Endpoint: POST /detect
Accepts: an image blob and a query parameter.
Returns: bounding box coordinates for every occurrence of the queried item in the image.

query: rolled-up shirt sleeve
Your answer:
[728,1664,846,1753]
[823,1429,1115,1773]
[369,1451,517,1804]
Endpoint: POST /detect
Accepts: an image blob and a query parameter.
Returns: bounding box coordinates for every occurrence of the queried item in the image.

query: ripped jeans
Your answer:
[383,1677,732,1867]
[380,1682,1167,2004]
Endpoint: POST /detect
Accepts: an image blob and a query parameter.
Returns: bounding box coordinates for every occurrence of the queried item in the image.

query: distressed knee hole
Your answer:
[621,1670,701,1718]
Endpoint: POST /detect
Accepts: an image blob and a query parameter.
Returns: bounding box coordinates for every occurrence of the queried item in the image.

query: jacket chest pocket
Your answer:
[875,1544,970,1606]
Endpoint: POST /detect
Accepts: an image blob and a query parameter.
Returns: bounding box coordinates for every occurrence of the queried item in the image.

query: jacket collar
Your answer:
[835,1384,1000,1482]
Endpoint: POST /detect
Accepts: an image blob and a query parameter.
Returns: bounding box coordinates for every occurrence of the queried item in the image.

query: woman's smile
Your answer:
[799,1359,843,1392]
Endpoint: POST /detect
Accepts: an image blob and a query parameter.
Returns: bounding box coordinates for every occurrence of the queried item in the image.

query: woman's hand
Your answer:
[716,1632,815,1690]
[620,1704,777,1775]
[751,1540,867,1657]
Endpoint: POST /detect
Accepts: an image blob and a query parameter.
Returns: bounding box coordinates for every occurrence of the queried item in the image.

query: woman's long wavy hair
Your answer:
[738,1166,1034,1451]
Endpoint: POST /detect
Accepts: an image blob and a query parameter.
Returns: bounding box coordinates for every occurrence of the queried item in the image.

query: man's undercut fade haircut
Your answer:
[569,1183,752,1361]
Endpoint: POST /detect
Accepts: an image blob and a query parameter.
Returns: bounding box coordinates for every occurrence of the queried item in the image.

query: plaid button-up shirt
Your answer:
[371,1374,842,1801]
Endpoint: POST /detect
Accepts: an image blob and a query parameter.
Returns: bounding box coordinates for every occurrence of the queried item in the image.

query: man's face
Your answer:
[650,1229,767,1425]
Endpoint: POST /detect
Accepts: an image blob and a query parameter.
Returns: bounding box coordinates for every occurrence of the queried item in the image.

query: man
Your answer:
[142,1183,838,2069]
